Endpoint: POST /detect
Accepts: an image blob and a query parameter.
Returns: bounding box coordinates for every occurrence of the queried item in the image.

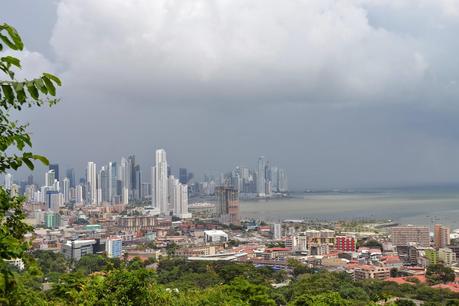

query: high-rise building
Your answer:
[62,177,70,204]
[86,162,98,205]
[44,211,61,229]
[4,173,12,190]
[215,186,240,225]
[257,156,266,197]
[272,223,282,240]
[390,226,430,247]
[106,236,123,258]
[168,176,191,218]
[134,165,141,200]
[49,164,59,181]
[45,190,61,212]
[179,168,188,184]
[66,168,75,188]
[434,224,450,249]
[152,149,168,215]
[98,166,109,203]
[45,170,55,188]
[128,155,136,200]
[119,158,130,204]
[27,174,34,186]
[278,168,288,193]
[75,185,84,203]
[336,236,356,252]
[108,162,118,203]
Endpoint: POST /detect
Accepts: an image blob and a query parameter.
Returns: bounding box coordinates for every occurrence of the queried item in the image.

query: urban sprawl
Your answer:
[3,149,459,294]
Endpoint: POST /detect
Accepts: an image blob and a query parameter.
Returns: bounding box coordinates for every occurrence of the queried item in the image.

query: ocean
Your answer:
[239,186,459,230]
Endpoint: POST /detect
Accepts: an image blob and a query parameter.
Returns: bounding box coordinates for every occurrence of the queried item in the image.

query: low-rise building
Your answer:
[204,230,228,244]
[354,265,390,280]
[63,239,97,261]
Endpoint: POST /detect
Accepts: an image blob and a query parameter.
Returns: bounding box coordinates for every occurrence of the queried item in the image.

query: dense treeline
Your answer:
[2,251,459,305]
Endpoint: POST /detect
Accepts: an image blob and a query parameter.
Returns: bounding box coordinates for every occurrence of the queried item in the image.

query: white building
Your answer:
[45,170,55,188]
[204,230,229,243]
[120,158,130,204]
[62,177,70,204]
[87,162,98,205]
[257,156,265,197]
[106,236,123,258]
[171,177,191,219]
[152,149,168,215]
[273,223,282,240]
[4,173,12,190]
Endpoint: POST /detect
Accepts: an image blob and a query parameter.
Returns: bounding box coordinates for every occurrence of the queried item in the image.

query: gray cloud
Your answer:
[6,0,459,189]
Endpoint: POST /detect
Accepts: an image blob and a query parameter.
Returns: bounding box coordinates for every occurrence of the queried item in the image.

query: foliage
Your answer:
[30,250,69,281]
[426,264,455,285]
[3,254,459,305]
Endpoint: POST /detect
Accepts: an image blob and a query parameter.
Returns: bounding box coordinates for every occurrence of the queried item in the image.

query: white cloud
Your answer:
[49,0,434,106]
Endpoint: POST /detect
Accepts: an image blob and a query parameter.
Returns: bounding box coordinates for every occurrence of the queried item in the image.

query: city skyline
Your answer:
[5,1,459,189]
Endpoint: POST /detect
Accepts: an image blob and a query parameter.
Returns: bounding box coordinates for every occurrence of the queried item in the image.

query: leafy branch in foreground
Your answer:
[0,22,61,298]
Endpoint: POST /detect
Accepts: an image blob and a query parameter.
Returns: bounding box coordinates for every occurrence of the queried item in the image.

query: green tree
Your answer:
[165,242,178,257]
[0,22,61,300]
[426,264,455,285]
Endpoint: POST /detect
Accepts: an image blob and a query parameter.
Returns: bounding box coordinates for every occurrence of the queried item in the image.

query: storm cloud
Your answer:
[5,0,459,189]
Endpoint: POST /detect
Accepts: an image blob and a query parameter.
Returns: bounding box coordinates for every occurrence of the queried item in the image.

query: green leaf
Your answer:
[32,155,49,166]
[43,73,62,86]
[22,158,34,170]
[1,56,21,68]
[42,76,56,96]
[26,81,39,100]
[1,84,15,103]
[0,23,24,50]
[34,79,48,94]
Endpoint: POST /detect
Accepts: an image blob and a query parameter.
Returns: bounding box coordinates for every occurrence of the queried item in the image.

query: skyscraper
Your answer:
[128,155,136,200]
[4,173,12,190]
[152,149,168,215]
[98,166,109,203]
[66,168,75,187]
[45,170,55,187]
[278,168,288,193]
[119,158,130,204]
[62,177,70,204]
[434,224,450,249]
[179,168,188,184]
[27,174,34,186]
[215,186,240,225]
[134,165,141,200]
[49,164,59,181]
[86,162,98,205]
[108,162,118,203]
[257,156,266,197]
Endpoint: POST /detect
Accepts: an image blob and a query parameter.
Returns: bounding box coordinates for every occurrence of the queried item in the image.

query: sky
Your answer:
[4,0,459,190]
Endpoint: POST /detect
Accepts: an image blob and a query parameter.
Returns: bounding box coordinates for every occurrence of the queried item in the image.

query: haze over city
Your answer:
[5,1,459,189]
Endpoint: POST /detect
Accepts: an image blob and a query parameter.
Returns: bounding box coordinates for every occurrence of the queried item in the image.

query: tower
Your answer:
[257,156,266,197]
[153,149,168,215]
[86,162,97,205]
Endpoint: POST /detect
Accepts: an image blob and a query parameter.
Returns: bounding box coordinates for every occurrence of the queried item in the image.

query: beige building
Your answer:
[438,248,456,267]
[354,265,390,281]
[390,226,430,247]
[434,224,450,249]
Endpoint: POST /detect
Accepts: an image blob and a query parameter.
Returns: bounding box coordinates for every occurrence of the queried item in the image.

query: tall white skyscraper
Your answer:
[45,170,55,187]
[75,185,84,203]
[87,162,98,205]
[119,158,130,204]
[257,156,266,197]
[108,161,117,203]
[153,149,168,215]
[174,182,191,219]
[62,177,70,204]
[4,173,12,190]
